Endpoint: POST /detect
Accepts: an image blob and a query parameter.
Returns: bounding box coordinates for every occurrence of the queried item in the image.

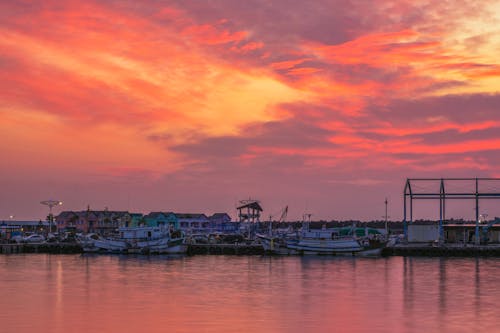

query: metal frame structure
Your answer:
[403,178,500,244]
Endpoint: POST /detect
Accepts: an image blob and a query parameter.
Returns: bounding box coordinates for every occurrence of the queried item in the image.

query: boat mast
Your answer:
[384,198,389,237]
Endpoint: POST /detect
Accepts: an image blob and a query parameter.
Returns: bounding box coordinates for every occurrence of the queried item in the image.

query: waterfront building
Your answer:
[55,211,86,232]
[143,212,179,229]
[129,213,144,227]
[54,210,235,235]
[407,222,439,242]
[0,220,48,238]
[175,213,210,234]
[55,210,133,235]
[208,213,238,232]
[407,218,500,244]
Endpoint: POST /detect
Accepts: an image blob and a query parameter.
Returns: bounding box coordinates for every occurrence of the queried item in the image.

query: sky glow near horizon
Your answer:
[1,0,500,221]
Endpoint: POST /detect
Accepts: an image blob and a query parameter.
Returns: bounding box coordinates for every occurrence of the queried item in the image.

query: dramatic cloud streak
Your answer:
[1,0,499,220]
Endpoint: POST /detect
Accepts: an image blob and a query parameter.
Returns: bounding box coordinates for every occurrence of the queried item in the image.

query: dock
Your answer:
[0,242,265,255]
[187,243,264,255]
[383,243,500,256]
[5,241,500,257]
[0,242,82,254]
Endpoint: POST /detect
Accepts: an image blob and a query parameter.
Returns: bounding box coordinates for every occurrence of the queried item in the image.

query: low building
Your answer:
[407,217,500,244]
[143,212,178,228]
[175,213,210,234]
[208,213,238,232]
[56,210,133,235]
[407,222,439,242]
[0,220,48,238]
[130,213,144,227]
[445,220,500,244]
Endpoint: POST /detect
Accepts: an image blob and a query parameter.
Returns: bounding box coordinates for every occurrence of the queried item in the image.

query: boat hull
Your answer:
[140,238,187,254]
[258,235,298,255]
[258,234,384,256]
[91,238,129,252]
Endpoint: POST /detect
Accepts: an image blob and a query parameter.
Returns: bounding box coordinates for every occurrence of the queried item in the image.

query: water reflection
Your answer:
[0,255,498,333]
[439,258,446,315]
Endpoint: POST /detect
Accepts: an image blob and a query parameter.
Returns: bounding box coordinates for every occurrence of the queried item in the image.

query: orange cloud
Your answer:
[182,24,248,45]
[270,58,312,70]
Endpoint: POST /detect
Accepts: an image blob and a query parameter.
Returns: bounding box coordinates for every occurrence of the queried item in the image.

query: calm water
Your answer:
[0,254,499,333]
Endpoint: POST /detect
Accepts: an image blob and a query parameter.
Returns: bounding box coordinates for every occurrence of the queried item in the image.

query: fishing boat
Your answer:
[83,232,130,252]
[130,227,186,254]
[91,237,129,253]
[286,226,385,256]
[259,223,385,256]
[257,233,298,255]
[80,226,186,254]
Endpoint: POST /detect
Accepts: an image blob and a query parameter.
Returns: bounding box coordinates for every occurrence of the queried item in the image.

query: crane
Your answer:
[267,206,288,235]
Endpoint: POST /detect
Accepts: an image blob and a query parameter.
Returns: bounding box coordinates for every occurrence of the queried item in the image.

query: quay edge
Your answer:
[383,244,500,256]
[0,243,82,254]
[5,242,500,257]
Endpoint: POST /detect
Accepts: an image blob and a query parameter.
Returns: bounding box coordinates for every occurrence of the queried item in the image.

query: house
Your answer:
[175,213,210,234]
[129,213,144,227]
[56,210,133,235]
[143,212,178,228]
[208,213,238,232]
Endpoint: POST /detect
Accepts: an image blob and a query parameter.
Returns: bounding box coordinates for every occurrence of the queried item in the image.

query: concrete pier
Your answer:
[384,243,500,256]
[5,241,500,257]
[0,243,82,254]
[187,243,264,255]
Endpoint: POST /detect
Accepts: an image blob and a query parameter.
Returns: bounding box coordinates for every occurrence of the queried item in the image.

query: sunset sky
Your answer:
[1,0,500,221]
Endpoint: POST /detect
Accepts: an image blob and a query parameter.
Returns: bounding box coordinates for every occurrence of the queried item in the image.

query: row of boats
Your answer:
[78,223,389,256]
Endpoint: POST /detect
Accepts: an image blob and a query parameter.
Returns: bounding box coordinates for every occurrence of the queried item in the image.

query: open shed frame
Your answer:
[403,178,500,244]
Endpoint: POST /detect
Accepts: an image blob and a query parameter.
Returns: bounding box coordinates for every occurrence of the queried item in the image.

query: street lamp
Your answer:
[40,200,62,234]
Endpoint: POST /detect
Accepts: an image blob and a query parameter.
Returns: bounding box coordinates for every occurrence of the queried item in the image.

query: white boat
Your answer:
[259,225,385,256]
[76,231,129,253]
[91,237,129,253]
[79,226,186,254]
[119,226,187,254]
[287,228,385,256]
[257,224,299,255]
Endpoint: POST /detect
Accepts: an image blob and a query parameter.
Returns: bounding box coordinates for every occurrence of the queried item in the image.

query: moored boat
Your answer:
[286,228,385,256]
[120,226,187,254]
[79,226,187,254]
[91,237,129,253]
[259,225,385,256]
[257,233,298,255]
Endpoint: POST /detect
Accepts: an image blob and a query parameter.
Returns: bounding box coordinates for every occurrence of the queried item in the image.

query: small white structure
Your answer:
[408,223,439,242]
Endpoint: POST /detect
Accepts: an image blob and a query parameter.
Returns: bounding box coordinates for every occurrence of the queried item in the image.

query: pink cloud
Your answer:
[2,0,500,221]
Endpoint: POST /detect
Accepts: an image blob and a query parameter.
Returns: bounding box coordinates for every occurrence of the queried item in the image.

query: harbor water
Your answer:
[0,254,498,333]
